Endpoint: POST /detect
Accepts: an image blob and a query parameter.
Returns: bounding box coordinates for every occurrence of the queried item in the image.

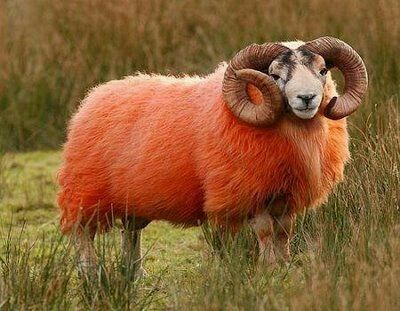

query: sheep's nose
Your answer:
[297,94,316,106]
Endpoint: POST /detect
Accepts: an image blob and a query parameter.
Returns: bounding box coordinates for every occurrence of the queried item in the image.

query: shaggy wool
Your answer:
[58,63,349,233]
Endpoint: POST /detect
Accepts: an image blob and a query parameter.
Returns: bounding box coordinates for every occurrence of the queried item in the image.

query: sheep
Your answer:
[57,36,368,274]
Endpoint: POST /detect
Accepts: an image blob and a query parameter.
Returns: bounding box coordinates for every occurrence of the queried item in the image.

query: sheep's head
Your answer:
[223,36,368,126]
[268,45,327,120]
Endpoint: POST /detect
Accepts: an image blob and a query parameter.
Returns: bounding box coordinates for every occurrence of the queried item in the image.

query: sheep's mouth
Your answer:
[291,106,318,120]
[295,107,316,112]
[283,101,317,115]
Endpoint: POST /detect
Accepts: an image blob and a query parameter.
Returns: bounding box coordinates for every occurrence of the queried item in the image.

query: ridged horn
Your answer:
[222,43,289,126]
[304,36,368,120]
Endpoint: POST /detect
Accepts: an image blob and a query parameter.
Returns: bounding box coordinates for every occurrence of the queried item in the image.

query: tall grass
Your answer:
[0,153,4,202]
[0,222,161,310]
[0,0,399,150]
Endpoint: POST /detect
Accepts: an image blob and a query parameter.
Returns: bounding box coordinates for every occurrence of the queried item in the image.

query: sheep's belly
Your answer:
[109,161,206,226]
[126,182,206,226]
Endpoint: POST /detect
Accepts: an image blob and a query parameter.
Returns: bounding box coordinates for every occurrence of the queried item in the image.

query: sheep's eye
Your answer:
[270,74,280,81]
[319,68,328,76]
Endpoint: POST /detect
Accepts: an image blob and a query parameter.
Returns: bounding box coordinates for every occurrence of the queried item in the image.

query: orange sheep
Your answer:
[58,37,367,273]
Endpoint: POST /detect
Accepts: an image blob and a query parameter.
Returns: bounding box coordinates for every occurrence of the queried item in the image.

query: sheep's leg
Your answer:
[273,213,295,261]
[250,210,276,265]
[121,216,150,279]
[74,229,97,278]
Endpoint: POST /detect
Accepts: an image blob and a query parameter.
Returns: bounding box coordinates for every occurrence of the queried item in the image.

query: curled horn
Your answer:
[222,43,289,126]
[304,36,368,120]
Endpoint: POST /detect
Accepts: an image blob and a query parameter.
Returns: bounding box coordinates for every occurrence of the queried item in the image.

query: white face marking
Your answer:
[269,47,327,120]
[285,65,324,119]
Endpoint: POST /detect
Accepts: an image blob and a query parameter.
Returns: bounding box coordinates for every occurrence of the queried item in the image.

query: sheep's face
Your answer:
[268,47,328,120]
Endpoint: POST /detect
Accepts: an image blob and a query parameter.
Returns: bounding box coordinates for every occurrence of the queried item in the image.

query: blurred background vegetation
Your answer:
[0,0,398,151]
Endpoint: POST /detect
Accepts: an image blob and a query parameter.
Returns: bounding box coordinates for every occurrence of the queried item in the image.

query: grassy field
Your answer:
[0,0,400,310]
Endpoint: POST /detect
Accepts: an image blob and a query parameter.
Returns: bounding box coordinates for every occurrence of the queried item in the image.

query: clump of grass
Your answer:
[202,222,257,261]
[0,153,5,202]
[0,222,74,309]
[0,221,162,310]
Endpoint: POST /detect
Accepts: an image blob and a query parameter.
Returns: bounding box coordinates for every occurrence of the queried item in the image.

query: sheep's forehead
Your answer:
[269,43,325,77]
[266,42,326,86]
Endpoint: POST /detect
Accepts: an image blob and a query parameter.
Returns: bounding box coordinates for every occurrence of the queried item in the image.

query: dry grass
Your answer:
[0,0,399,310]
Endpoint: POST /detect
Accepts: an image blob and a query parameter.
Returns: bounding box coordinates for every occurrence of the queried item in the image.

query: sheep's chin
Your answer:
[291,107,318,120]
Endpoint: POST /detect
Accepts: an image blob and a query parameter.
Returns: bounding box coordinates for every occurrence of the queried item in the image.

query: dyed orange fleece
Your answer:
[58,64,349,233]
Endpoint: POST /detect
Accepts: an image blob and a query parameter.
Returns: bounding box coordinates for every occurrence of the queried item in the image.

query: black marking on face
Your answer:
[268,47,326,84]
[275,50,296,82]
[280,50,296,66]
[298,46,317,66]
[263,50,294,76]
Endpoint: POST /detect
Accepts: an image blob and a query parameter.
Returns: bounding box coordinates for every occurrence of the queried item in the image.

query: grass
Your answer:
[0,0,399,310]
